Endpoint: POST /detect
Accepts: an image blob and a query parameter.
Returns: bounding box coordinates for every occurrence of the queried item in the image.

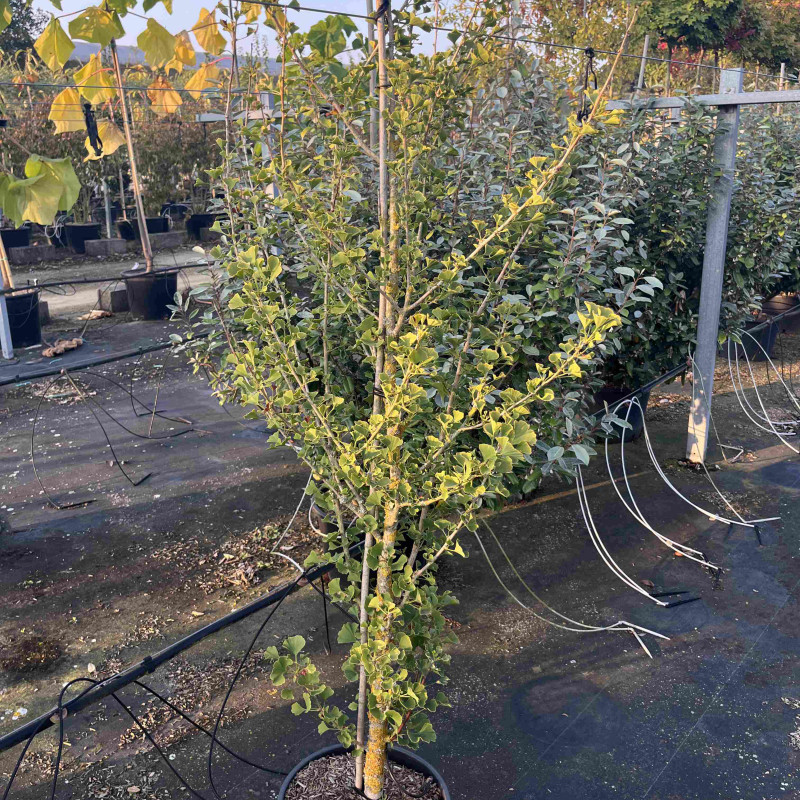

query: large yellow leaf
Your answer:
[137,18,176,69]
[35,16,75,72]
[184,62,221,101]
[148,76,183,116]
[192,8,226,56]
[49,87,85,134]
[74,53,117,105]
[84,120,126,161]
[0,156,81,227]
[242,3,261,23]
[166,32,196,74]
[0,0,11,34]
[68,7,124,48]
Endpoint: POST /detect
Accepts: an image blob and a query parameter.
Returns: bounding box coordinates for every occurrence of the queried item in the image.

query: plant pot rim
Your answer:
[122,266,182,279]
[65,222,100,228]
[277,744,450,800]
[5,286,41,299]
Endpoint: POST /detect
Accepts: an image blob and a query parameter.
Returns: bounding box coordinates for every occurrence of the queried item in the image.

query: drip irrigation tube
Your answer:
[0,545,360,755]
[0,333,208,387]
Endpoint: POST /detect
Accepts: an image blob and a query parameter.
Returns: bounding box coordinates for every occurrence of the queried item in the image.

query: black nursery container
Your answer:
[186,212,216,240]
[741,319,778,362]
[5,288,42,348]
[145,216,170,235]
[123,267,179,320]
[0,226,31,250]
[594,386,652,443]
[65,222,101,254]
[277,744,450,800]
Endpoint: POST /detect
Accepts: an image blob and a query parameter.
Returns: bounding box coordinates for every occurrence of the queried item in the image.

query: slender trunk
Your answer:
[355,1,381,792]
[110,40,153,271]
[665,44,672,96]
[363,5,398,798]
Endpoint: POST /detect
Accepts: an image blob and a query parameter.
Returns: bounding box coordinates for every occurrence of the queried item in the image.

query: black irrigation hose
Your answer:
[0,262,213,297]
[0,333,209,387]
[0,546,360,754]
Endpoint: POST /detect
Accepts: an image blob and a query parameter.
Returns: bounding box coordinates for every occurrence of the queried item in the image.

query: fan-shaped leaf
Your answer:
[34,16,74,72]
[68,7,124,48]
[84,120,125,161]
[48,87,85,134]
[137,19,176,69]
[192,8,226,56]
[148,76,183,116]
[74,53,117,104]
[184,62,220,100]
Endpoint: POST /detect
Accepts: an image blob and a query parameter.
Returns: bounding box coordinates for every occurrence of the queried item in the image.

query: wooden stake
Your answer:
[110,39,153,271]
[0,234,15,359]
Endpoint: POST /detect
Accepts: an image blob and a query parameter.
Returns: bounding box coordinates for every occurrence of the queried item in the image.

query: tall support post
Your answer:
[778,62,786,115]
[102,178,113,239]
[686,67,744,463]
[110,39,153,271]
[0,235,14,360]
[636,34,650,92]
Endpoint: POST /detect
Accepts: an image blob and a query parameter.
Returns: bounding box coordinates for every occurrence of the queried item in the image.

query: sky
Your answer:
[31,1,436,55]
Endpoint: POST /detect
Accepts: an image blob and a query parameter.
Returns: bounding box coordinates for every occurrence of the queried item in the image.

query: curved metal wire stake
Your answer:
[728,339,800,454]
[730,341,798,431]
[604,399,719,571]
[575,467,670,607]
[740,329,800,415]
[473,521,668,658]
[633,396,778,527]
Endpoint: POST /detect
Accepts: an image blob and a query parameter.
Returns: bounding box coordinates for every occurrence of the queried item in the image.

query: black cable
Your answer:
[207,574,301,798]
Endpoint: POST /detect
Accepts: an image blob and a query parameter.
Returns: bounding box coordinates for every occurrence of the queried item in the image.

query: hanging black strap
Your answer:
[577,47,598,124]
[83,102,103,157]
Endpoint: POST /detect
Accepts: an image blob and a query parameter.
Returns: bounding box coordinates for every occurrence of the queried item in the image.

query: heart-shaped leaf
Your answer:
[192,8,226,56]
[34,16,74,72]
[68,7,124,48]
[48,87,85,134]
[148,76,183,116]
[137,19,176,69]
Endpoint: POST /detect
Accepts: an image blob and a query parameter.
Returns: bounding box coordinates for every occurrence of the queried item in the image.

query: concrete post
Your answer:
[636,34,650,92]
[102,178,113,239]
[0,236,14,360]
[686,68,744,463]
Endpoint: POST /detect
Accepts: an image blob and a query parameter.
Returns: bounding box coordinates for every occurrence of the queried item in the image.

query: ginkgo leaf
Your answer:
[84,120,125,161]
[143,0,172,11]
[74,53,117,104]
[137,19,176,69]
[192,8,226,56]
[242,2,261,23]
[68,7,124,48]
[166,31,195,73]
[0,0,12,34]
[34,16,74,72]
[148,76,182,116]
[184,62,220,101]
[49,87,85,134]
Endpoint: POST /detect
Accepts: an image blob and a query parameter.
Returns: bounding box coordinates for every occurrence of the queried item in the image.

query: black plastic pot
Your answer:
[1,226,31,250]
[117,219,136,241]
[65,222,101,254]
[5,288,42,348]
[741,319,778,363]
[277,744,449,800]
[594,386,651,443]
[762,293,798,317]
[48,225,69,248]
[186,212,216,240]
[145,216,170,235]
[123,268,179,320]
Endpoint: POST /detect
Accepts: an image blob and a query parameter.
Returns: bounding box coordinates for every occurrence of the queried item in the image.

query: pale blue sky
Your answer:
[31,1,434,53]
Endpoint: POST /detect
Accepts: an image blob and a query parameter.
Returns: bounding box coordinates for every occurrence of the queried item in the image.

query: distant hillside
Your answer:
[67,42,278,73]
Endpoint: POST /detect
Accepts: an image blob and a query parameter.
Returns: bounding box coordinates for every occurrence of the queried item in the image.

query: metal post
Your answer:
[102,178,113,239]
[636,34,650,92]
[0,233,14,359]
[686,68,744,463]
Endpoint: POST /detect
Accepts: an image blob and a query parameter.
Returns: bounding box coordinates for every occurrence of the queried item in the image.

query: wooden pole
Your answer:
[110,39,153,271]
[686,68,744,463]
[778,62,786,115]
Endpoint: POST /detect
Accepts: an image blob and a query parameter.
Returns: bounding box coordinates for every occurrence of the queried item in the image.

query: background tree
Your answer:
[0,0,47,62]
